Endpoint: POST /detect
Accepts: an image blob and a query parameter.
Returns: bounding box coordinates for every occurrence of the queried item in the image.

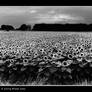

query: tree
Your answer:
[16,24,31,31]
[1,25,15,31]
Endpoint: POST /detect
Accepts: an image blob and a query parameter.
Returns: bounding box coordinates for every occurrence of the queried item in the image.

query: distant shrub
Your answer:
[1,25,15,31]
[16,24,31,31]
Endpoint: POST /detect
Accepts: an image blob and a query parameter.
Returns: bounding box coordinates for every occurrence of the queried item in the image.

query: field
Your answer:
[0,31,91,40]
[0,31,92,86]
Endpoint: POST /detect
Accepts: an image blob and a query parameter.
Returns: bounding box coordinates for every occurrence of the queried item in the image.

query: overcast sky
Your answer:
[0,6,92,28]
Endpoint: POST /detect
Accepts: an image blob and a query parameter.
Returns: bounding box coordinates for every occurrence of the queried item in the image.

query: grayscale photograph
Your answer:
[0,6,92,86]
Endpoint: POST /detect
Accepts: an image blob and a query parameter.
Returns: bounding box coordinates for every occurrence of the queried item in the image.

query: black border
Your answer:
[0,0,92,6]
[0,86,90,91]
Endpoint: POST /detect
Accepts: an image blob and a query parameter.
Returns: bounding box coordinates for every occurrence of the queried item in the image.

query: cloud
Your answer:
[0,7,27,16]
[34,13,85,23]
[28,10,38,14]
[0,6,88,27]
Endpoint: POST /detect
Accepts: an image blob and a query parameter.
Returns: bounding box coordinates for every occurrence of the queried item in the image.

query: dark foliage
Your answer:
[16,24,31,31]
[1,25,15,31]
[1,23,92,32]
[32,23,92,32]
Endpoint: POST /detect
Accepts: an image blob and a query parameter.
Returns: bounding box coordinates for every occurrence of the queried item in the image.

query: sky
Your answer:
[0,6,92,28]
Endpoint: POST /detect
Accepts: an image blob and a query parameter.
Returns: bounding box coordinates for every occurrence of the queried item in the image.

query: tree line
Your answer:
[0,23,92,31]
[0,24,31,31]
